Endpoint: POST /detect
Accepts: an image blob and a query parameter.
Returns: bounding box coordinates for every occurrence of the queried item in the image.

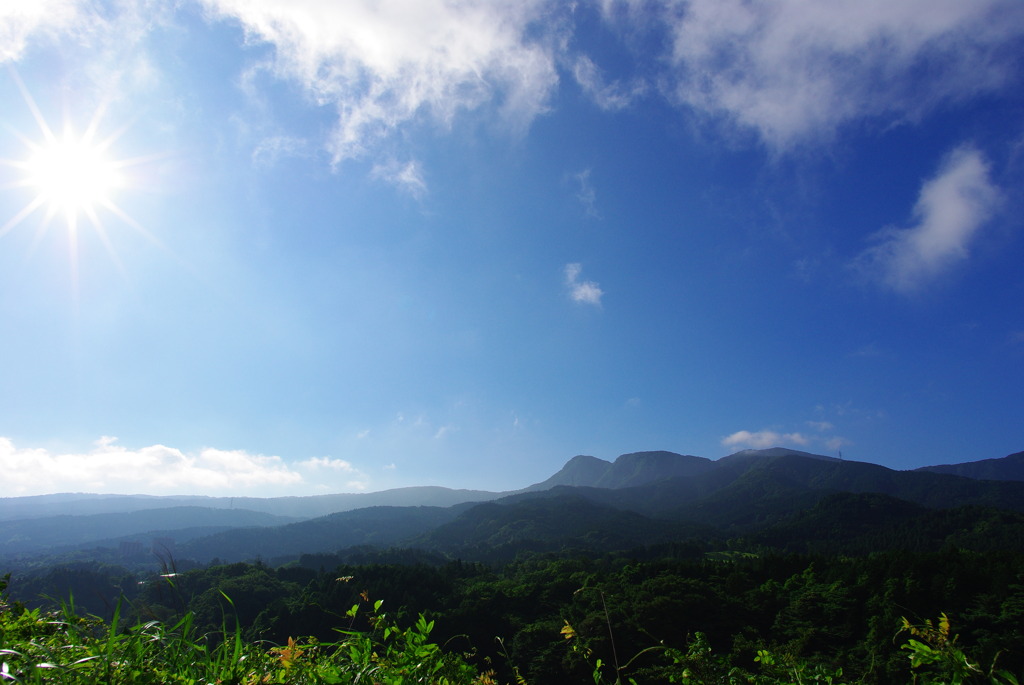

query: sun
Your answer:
[23,129,124,221]
[1,73,159,276]
[2,115,133,243]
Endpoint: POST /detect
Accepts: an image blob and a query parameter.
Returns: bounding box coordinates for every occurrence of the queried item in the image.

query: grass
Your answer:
[2,574,1020,684]
[0,581,492,684]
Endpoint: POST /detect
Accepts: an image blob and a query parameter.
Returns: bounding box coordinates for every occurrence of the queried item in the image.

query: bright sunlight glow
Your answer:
[25,131,122,218]
[1,72,164,282]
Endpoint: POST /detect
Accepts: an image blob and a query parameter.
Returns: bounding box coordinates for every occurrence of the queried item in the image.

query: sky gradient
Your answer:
[2,0,1023,497]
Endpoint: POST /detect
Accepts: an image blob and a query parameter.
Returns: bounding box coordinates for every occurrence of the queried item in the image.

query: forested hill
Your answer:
[916,450,1024,481]
[520,450,715,490]
[269,452,1015,560]
[174,505,468,564]
[506,449,1024,519]
[0,485,501,521]
[4,447,1024,570]
[0,506,297,557]
[6,449,1024,683]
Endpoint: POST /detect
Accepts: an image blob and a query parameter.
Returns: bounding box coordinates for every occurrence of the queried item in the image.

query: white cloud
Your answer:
[0,436,369,497]
[722,427,856,454]
[564,262,604,306]
[0,0,85,62]
[298,456,357,471]
[251,135,310,167]
[856,145,1001,293]
[824,436,852,452]
[200,0,562,162]
[12,1,1015,164]
[573,168,599,218]
[371,159,428,198]
[572,55,645,111]
[661,0,1024,149]
[3,0,172,93]
[722,430,810,449]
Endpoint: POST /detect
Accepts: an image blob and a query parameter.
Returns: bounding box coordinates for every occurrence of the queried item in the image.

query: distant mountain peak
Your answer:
[915,451,1024,482]
[566,454,611,468]
[615,450,703,462]
[522,450,717,492]
[721,447,837,462]
[597,451,714,488]
[521,455,611,491]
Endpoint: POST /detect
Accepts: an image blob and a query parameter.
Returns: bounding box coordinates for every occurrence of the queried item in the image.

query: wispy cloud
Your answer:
[722,426,853,454]
[0,1,87,62]
[251,135,310,167]
[722,429,809,450]
[1,0,173,114]
[572,55,645,111]
[564,262,604,306]
[298,456,368,490]
[200,0,562,163]
[573,168,599,217]
[7,0,1022,161]
[855,145,1001,294]
[371,159,428,198]
[298,455,357,471]
[0,436,367,496]
[661,0,1024,149]
[824,436,852,452]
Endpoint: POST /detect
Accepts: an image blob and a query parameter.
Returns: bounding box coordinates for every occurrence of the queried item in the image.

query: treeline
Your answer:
[8,546,1024,683]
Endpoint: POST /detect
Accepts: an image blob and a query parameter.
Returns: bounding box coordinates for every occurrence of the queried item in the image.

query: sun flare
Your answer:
[24,130,123,220]
[1,75,161,275]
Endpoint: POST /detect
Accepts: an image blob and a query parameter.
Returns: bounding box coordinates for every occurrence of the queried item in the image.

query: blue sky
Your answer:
[1,0,1022,497]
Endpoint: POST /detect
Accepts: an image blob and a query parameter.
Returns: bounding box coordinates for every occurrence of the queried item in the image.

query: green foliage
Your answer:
[559,609,1024,685]
[6,550,1024,684]
[0,577,490,684]
[5,567,1024,684]
[331,593,483,684]
[899,614,1021,685]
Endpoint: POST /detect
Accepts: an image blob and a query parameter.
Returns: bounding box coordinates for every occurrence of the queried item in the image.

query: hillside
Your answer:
[0,486,500,521]
[174,505,467,564]
[158,448,1024,565]
[4,446,1024,570]
[521,450,715,491]
[915,450,1024,481]
[0,507,297,557]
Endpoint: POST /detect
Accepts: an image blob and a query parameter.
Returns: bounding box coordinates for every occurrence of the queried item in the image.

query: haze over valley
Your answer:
[4,447,1023,571]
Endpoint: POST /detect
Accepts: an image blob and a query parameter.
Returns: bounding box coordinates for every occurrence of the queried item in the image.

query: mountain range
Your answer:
[915,450,1024,480]
[2,447,1023,568]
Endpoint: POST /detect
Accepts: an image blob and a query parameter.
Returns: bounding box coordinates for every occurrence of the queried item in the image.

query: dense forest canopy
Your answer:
[4,449,1024,682]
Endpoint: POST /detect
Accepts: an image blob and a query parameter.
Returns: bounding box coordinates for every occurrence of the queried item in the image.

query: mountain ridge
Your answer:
[0,485,501,521]
[915,450,1024,481]
[4,447,1024,568]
